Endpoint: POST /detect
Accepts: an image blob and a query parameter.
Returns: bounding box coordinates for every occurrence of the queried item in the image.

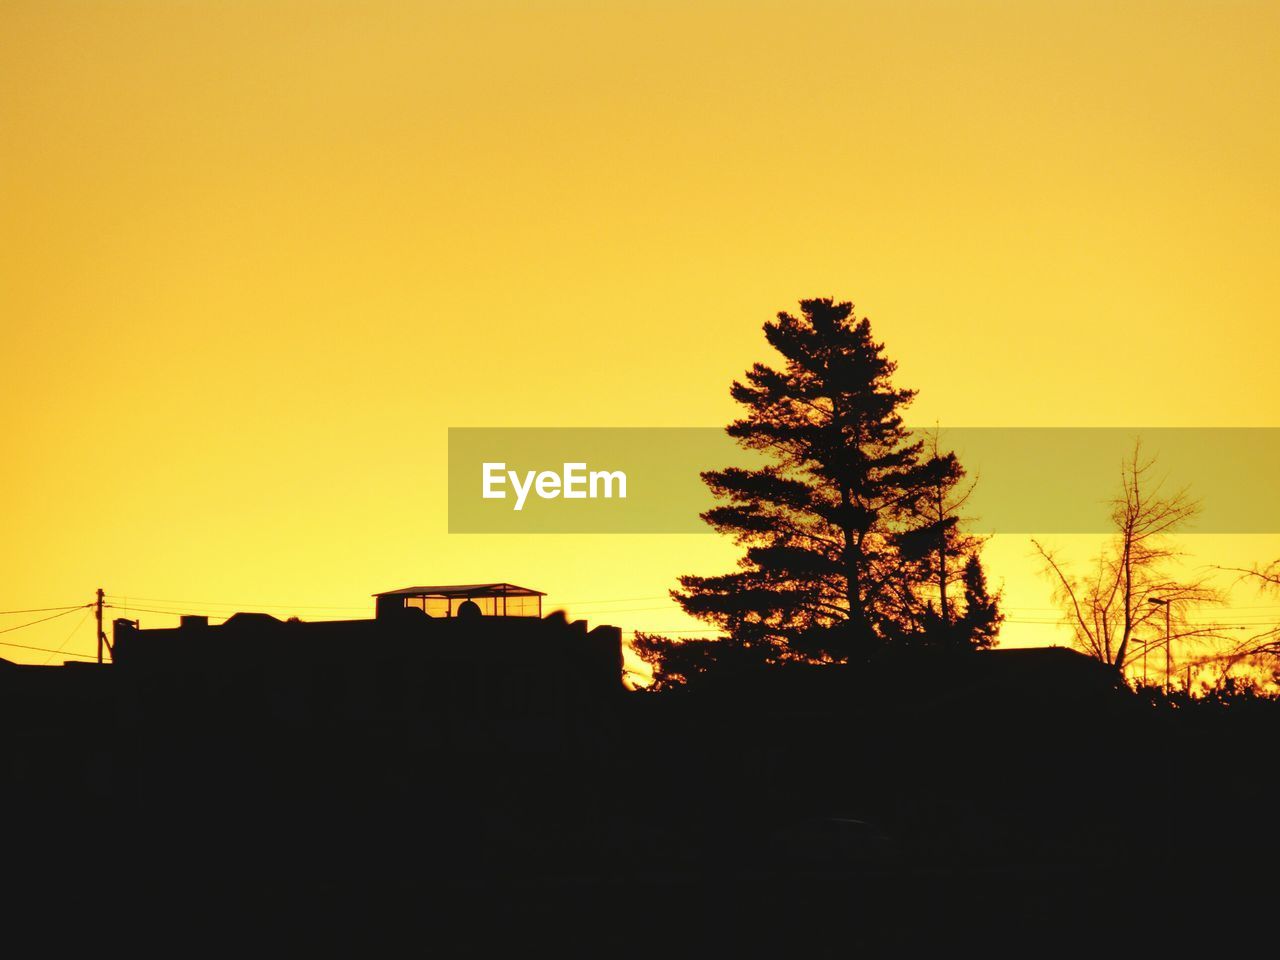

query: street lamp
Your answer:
[1148,598,1172,693]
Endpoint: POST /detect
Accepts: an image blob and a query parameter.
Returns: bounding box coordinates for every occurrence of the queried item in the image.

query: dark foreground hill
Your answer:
[3,617,1278,953]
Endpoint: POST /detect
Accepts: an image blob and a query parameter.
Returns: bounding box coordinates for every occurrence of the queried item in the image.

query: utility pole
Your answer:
[96,588,105,664]
[1164,600,1172,695]
[1148,597,1173,694]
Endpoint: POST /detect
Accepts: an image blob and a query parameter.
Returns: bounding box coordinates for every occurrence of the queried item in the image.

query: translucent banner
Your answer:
[447,427,1280,534]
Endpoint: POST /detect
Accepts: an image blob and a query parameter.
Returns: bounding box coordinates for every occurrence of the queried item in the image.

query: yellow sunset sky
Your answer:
[2,1,1278,669]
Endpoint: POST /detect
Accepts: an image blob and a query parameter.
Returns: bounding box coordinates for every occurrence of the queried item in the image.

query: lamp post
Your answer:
[1148,598,1172,694]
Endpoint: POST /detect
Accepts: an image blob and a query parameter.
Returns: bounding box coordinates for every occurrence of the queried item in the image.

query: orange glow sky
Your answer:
[3,1,1278,668]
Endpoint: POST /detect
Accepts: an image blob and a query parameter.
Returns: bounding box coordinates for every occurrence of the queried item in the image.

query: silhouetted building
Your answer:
[0,582,625,832]
[108,583,624,754]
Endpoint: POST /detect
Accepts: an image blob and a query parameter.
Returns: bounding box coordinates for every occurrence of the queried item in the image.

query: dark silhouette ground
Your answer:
[3,621,1278,954]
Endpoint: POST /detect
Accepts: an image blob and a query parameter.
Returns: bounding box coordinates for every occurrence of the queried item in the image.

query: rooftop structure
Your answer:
[374,582,544,619]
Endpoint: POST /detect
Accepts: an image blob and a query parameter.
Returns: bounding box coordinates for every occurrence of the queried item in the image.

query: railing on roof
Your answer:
[373,583,544,619]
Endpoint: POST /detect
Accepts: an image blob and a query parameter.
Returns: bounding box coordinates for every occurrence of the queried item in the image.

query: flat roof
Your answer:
[373,583,546,599]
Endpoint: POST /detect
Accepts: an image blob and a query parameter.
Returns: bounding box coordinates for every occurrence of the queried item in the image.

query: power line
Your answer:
[624,627,723,634]
[105,594,368,611]
[0,638,97,659]
[104,604,354,622]
[106,592,687,611]
[0,604,89,616]
[0,605,91,636]
[105,604,228,618]
[41,609,93,666]
[559,604,683,615]
[101,591,1280,621]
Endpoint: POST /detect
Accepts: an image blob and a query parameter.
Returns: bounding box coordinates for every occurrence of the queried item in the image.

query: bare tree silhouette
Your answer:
[1034,440,1221,681]
[1207,559,1280,680]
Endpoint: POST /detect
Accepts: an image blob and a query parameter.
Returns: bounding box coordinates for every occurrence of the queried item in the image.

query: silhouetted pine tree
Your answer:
[957,554,1002,649]
[891,431,1002,649]
[673,297,999,662]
